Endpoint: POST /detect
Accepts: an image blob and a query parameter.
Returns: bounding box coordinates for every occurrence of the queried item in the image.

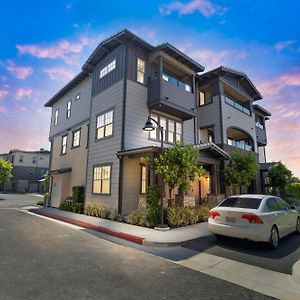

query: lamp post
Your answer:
[143,116,169,230]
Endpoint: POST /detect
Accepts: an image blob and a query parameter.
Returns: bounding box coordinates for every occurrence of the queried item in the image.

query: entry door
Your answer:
[51,179,62,207]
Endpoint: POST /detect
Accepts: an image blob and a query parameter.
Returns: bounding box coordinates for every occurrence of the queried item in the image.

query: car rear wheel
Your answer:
[295,218,300,235]
[268,226,279,249]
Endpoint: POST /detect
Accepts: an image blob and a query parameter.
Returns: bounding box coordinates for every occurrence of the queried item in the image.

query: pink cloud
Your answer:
[0,106,5,113]
[160,0,228,17]
[43,67,75,80]
[16,37,90,64]
[0,89,9,100]
[15,88,33,100]
[6,60,33,79]
[257,73,300,97]
[275,40,297,51]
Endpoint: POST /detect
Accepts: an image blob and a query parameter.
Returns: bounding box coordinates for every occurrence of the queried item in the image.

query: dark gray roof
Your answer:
[197,66,263,100]
[253,104,272,117]
[44,71,89,107]
[156,43,205,72]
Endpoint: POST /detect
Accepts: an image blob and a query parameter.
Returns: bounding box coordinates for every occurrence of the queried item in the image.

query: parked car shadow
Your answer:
[183,233,300,274]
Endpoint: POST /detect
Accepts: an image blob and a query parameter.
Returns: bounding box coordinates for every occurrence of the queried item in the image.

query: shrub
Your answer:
[37,199,44,206]
[146,185,160,227]
[72,186,85,204]
[110,210,125,222]
[84,202,110,219]
[59,202,73,212]
[166,205,211,227]
[73,203,84,214]
[127,209,149,227]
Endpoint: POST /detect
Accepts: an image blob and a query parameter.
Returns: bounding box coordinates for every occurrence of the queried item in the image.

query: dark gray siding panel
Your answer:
[92,45,126,97]
[86,80,124,211]
[198,95,222,144]
[256,126,267,145]
[222,75,251,98]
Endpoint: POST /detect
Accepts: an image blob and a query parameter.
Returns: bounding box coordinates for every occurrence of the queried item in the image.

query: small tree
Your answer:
[0,159,13,184]
[268,161,292,196]
[149,144,205,206]
[224,150,259,194]
[42,171,50,192]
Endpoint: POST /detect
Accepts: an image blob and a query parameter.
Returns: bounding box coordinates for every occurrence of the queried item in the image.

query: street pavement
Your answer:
[0,193,272,300]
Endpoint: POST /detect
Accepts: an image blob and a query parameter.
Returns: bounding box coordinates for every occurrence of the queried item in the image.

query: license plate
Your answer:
[225,217,236,223]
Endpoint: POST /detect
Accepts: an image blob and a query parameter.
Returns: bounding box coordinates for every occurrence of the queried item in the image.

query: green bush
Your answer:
[84,202,110,218]
[72,186,85,204]
[127,209,149,227]
[37,199,44,206]
[73,203,84,214]
[146,185,160,227]
[110,210,125,222]
[166,205,211,227]
[59,202,73,212]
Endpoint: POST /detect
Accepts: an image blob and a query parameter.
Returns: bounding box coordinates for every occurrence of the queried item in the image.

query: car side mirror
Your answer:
[290,205,296,210]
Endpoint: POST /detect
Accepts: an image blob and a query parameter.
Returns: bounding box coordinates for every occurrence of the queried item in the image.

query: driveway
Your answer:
[0,192,41,208]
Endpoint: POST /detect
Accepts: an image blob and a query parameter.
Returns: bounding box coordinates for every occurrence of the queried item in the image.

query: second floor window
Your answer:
[54,109,59,126]
[72,129,81,148]
[199,91,212,106]
[61,135,68,155]
[96,110,113,140]
[137,58,145,84]
[141,165,147,194]
[100,59,116,79]
[149,113,182,144]
[66,100,72,119]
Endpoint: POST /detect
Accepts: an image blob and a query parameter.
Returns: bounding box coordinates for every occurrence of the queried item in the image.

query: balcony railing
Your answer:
[228,139,252,151]
[225,96,251,116]
[255,122,264,130]
[162,73,192,93]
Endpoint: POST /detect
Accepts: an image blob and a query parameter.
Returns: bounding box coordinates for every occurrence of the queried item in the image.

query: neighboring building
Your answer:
[45,29,271,213]
[0,149,50,193]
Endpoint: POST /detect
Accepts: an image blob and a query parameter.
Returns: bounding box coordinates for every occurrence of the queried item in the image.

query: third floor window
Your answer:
[54,109,59,126]
[137,58,145,84]
[66,100,72,119]
[100,59,116,79]
[72,129,81,148]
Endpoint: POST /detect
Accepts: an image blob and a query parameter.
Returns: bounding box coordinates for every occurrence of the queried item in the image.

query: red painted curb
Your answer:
[29,209,145,245]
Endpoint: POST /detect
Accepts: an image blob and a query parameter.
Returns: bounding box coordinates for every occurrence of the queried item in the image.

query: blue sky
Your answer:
[0,0,300,176]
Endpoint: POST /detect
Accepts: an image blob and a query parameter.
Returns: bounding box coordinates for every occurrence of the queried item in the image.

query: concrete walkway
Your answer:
[28,207,210,247]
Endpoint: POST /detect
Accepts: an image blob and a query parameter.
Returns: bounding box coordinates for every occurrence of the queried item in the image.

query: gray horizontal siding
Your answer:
[85,80,124,211]
[198,95,222,144]
[92,45,126,97]
[49,76,92,138]
[221,94,257,152]
[183,119,195,144]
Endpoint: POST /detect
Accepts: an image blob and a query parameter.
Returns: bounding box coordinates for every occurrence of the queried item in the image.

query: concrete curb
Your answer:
[29,209,145,245]
[292,260,300,285]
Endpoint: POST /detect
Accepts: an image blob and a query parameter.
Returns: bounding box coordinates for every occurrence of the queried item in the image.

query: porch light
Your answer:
[143,117,155,131]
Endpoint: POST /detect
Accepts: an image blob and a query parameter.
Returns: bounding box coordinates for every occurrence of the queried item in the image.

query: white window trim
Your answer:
[96,109,114,140]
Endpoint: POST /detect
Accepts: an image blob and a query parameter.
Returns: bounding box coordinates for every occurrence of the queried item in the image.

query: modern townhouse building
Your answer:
[45,29,271,214]
[0,148,50,193]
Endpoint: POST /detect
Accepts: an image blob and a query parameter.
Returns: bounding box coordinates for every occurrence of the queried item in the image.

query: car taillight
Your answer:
[209,211,220,219]
[241,214,263,224]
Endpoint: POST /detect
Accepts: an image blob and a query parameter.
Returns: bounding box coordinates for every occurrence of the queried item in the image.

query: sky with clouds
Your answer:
[0,0,299,177]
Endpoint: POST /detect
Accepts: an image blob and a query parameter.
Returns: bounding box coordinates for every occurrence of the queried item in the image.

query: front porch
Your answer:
[117,143,230,215]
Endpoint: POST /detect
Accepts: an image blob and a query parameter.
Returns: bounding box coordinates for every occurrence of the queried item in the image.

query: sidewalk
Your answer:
[28,207,211,247]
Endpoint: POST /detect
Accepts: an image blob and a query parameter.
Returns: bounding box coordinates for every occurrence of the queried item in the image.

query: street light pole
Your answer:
[143,116,169,229]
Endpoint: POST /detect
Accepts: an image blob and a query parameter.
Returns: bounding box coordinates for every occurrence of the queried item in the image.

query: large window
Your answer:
[140,165,147,194]
[137,58,145,84]
[93,165,111,194]
[96,110,113,140]
[72,129,81,148]
[61,135,68,154]
[66,100,72,119]
[54,109,59,126]
[99,60,116,79]
[149,113,182,144]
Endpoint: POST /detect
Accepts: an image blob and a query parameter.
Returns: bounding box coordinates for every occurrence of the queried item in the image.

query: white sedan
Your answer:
[208,194,300,249]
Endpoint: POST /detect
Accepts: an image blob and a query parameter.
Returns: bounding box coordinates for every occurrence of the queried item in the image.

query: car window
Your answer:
[275,198,289,211]
[266,198,280,211]
[218,197,262,209]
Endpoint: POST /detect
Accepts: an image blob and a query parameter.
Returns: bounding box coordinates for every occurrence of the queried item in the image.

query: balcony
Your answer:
[147,76,196,120]
[225,96,251,116]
